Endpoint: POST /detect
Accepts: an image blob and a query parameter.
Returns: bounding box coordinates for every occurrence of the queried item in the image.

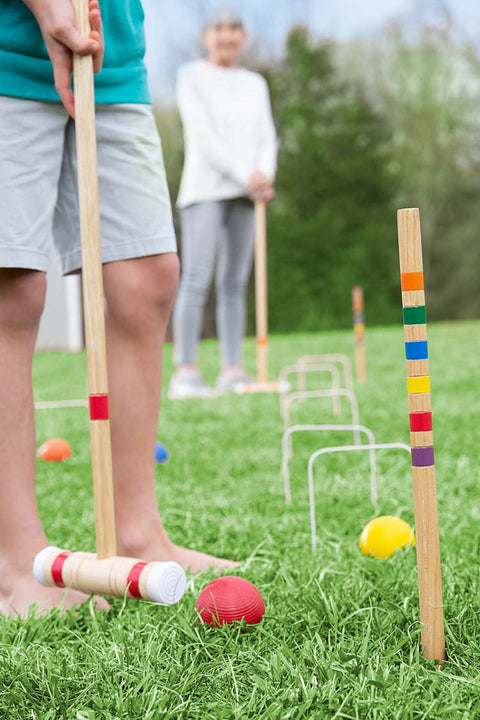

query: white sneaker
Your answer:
[168,371,216,399]
[215,369,255,394]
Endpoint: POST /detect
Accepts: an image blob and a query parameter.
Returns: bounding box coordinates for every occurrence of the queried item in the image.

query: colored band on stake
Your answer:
[51,551,71,587]
[405,341,428,360]
[403,306,426,325]
[411,446,435,467]
[257,336,268,347]
[407,376,430,394]
[401,272,424,291]
[89,394,109,421]
[127,562,147,599]
[409,411,433,432]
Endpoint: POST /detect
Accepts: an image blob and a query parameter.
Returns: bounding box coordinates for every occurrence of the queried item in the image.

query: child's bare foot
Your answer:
[169,544,241,574]
[118,530,241,574]
[0,573,110,619]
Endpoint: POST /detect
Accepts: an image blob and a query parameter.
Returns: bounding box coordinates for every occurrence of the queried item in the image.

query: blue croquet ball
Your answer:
[155,442,169,464]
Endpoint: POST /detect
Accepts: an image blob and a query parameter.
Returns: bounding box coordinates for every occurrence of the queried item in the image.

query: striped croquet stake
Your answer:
[352,286,367,383]
[397,208,445,663]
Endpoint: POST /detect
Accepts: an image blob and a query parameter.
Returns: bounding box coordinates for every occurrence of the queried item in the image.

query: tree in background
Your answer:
[338,20,480,320]
[265,27,399,332]
[156,21,480,336]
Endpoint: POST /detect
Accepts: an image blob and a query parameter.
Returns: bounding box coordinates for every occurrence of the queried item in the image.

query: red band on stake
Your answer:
[51,551,71,587]
[409,411,433,432]
[127,562,147,599]
[89,394,109,420]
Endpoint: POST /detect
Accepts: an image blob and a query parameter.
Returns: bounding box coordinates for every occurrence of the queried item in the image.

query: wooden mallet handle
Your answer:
[72,0,116,560]
[397,208,445,663]
[255,202,269,384]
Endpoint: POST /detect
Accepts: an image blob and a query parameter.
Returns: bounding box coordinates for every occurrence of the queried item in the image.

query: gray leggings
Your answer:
[173,198,255,367]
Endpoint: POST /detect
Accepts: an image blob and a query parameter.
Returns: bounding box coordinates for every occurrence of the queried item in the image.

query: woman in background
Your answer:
[169,11,277,398]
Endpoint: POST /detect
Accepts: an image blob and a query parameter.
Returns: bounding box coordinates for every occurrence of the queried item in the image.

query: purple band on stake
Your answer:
[411,446,435,467]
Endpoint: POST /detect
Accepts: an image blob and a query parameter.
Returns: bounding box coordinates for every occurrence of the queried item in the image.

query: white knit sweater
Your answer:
[176,59,278,208]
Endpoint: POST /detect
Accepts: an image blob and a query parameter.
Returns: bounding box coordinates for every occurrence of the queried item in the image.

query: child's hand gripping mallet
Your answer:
[235,202,289,394]
[33,0,186,606]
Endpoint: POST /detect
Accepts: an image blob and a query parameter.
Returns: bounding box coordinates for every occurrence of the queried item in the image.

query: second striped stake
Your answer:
[352,286,367,383]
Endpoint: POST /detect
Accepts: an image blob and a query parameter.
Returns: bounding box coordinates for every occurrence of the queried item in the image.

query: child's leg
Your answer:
[215,199,255,369]
[0,270,109,616]
[103,254,238,572]
[0,97,110,616]
[172,202,223,368]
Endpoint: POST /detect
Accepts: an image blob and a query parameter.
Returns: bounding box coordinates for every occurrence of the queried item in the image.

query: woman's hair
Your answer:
[203,9,246,32]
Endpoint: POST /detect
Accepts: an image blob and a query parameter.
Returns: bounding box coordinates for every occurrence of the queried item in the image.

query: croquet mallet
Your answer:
[33,0,186,606]
[235,202,289,394]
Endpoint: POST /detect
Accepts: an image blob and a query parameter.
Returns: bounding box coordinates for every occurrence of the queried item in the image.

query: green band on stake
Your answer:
[403,306,426,325]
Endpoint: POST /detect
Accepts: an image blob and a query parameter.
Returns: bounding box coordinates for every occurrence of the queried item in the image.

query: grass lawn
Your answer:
[1,320,480,719]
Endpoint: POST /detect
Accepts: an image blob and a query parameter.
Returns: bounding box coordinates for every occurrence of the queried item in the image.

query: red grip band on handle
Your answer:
[51,551,71,588]
[127,562,147,599]
[89,394,109,420]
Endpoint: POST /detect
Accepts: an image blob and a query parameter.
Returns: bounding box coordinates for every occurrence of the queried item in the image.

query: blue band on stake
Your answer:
[405,341,428,360]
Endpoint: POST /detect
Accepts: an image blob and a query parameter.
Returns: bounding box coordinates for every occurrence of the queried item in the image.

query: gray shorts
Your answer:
[0,97,176,274]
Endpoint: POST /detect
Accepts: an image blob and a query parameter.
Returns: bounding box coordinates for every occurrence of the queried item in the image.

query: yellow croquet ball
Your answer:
[359,515,415,559]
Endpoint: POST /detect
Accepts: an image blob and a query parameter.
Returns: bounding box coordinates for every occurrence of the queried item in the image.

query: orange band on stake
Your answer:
[257,337,268,347]
[401,272,424,291]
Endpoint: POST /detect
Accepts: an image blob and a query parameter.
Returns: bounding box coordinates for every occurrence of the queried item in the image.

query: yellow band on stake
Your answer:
[407,375,431,394]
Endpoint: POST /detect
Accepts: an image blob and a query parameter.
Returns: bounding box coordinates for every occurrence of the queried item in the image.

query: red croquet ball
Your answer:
[196,576,265,626]
[38,438,72,462]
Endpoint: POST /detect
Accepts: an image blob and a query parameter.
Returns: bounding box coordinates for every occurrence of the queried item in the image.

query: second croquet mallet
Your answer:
[235,202,288,394]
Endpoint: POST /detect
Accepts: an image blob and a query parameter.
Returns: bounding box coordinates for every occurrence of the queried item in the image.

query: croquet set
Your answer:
[32,0,445,663]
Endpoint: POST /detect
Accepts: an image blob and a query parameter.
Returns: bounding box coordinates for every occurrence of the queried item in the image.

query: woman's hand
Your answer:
[23,0,104,118]
[247,170,276,205]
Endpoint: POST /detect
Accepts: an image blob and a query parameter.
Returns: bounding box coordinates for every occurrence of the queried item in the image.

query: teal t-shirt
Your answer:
[0,0,150,104]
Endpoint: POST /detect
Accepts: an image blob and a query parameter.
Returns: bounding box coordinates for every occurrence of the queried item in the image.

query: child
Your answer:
[0,0,235,618]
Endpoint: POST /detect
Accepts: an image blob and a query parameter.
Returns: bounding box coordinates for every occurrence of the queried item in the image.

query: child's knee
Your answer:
[141,253,179,312]
[105,254,179,334]
[0,270,46,332]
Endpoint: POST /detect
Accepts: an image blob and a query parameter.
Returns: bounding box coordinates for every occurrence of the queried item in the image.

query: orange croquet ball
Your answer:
[360,515,415,559]
[196,576,265,626]
[38,438,72,463]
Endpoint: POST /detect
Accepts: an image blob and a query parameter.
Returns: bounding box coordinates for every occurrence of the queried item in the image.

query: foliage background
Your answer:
[156,20,480,334]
